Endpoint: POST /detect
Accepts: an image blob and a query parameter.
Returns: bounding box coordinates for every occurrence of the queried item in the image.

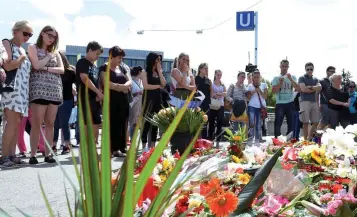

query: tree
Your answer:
[261,78,276,107]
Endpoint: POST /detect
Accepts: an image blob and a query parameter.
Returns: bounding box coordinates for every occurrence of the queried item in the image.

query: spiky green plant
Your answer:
[0,58,203,217]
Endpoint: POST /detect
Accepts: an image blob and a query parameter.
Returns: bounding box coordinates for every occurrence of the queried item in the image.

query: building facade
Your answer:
[65,45,174,82]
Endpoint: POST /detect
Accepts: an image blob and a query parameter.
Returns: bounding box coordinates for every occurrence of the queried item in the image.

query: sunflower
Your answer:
[238,173,251,184]
[207,191,238,217]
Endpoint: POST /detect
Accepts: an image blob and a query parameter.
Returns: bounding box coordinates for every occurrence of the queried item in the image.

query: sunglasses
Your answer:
[22,32,33,37]
[45,32,57,40]
[349,86,356,88]
[306,68,314,72]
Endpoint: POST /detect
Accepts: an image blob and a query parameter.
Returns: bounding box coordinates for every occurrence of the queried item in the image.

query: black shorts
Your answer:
[80,99,102,125]
[31,99,61,105]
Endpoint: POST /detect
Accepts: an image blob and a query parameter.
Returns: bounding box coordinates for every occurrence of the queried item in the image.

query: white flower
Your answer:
[336,158,357,178]
[153,174,161,183]
[345,124,357,135]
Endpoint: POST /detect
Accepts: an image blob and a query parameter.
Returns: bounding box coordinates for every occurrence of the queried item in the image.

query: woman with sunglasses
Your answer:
[28,25,64,164]
[0,21,33,168]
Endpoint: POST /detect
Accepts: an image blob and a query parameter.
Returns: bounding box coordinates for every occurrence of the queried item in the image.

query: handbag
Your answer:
[257,90,268,120]
[210,98,221,110]
[230,110,249,122]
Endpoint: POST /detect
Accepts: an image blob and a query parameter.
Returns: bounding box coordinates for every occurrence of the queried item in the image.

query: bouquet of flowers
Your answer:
[298,145,332,167]
[225,126,247,159]
[147,106,208,134]
[152,149,180,185]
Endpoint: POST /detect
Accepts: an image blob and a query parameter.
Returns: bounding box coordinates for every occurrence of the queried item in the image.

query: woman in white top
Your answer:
[208,70,226,141]
[246,71,268,142]
[170,53,196,99]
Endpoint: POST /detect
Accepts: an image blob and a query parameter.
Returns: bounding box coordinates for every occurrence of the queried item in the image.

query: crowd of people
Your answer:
[0,20,357,169]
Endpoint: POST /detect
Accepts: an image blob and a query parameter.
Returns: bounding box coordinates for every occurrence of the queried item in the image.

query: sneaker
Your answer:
[44,155,56,163]
[29,156,39,165]
[0,157,18,168]
[10,156,25,164]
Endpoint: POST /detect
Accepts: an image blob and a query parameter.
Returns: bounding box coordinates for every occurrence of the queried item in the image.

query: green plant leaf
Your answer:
[77,95,94,217]
[101,54,112,217]
[234,147,283,214]
[134,90,196,204]
[147,124,202,217]
[83,87,101,217]
[0,208,11,217]
[110,160,127,217]
[64,181,73,217]
[16,208,32,217]
[38,174,55,217]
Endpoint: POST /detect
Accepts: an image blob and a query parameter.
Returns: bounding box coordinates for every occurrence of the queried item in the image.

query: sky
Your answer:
[0,0,356,85]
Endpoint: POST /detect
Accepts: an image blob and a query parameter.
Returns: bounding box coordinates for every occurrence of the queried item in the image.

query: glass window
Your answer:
[123,59,131,66]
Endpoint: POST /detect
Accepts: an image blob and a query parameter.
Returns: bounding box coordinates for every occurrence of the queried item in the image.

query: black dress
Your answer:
[195,76,211,113]
[99,63,129,153]
[141,74,162,145]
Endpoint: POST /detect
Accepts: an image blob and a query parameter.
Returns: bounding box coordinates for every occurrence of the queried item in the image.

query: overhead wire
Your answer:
[138,0,266,33]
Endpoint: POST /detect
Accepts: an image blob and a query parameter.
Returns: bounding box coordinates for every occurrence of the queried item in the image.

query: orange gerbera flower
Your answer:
[207,191,239,217]
[200,177,223,199]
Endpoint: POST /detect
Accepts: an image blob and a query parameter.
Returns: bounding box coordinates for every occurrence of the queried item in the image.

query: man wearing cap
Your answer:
[317,66,335,130]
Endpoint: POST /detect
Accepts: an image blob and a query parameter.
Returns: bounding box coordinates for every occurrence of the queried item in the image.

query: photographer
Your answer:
[348,81,357,124]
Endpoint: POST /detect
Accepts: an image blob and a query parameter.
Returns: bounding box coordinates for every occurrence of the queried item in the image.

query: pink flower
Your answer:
[327,200,343,215]
[320,193,333,204]
[283,147,297,161]
[258,195,290,215]
[335,192,357,203]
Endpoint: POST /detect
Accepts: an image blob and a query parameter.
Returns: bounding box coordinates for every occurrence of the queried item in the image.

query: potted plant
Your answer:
[147,106,208,155]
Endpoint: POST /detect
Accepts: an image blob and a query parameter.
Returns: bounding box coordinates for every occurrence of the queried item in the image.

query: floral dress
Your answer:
[1,43,31,116]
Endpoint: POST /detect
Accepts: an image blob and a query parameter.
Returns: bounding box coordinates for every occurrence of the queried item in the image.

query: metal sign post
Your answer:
[236,11,258,66]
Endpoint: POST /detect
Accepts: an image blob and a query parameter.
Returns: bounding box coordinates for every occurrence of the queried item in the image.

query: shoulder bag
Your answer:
[257,89,268,120]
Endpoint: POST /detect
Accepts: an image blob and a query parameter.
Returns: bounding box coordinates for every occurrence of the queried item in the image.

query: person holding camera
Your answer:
[348,81,357,125]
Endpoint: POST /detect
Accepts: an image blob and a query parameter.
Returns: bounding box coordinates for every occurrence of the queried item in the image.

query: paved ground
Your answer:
[0,130,124,217]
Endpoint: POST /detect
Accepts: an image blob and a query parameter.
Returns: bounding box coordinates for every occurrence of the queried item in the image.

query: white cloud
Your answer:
[25,0,357,85]
[28,0,84,16]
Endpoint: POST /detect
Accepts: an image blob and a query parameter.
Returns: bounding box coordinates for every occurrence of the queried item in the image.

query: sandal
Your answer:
[61,146,71,155]
[44,155,56,163]
[18,152,27,158]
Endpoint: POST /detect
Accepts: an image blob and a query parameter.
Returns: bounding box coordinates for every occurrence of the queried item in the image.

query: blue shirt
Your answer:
[349,92,357,114]
[271,75,297,104]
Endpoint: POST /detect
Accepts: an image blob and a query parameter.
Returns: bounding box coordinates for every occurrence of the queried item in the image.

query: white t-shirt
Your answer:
[247,83,267,108]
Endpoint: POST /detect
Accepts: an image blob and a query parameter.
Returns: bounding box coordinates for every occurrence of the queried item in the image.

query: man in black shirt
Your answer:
[317,66,335,130]
[76,41,103,143]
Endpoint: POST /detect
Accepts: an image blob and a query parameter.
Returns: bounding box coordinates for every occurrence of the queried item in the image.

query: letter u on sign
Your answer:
[236,11,255,31]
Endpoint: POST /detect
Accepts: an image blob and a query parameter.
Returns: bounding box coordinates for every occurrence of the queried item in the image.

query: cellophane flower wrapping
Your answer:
[263,161,311,200]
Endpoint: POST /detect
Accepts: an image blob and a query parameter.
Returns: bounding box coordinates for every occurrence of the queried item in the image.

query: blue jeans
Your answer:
[54,100,73,142]
[274,102,294,138]
[248,106,262,140]
[292,111,301,140]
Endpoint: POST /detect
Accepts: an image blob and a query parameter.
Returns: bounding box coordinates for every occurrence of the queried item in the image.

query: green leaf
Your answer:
[134,90,196,203]
[147,124,202,217]
[16,208,32,217]
[110,160,127,217]
[101,53,112,217]
[77,95,94,217]
[234,147,283,214]
[0,208,11,217]
[83,87,101,217]
[340,203,353,217]
[64,181,73,217]
[38,174,55,217]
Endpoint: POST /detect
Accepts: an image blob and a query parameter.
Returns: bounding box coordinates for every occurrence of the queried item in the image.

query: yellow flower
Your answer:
[238,173,251,184]
[188,199,202,208]
[159,174,167,182]
[232,155,242,164]
[311,150,323,165]
[162,159,170,170]
[233,136,241,142]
